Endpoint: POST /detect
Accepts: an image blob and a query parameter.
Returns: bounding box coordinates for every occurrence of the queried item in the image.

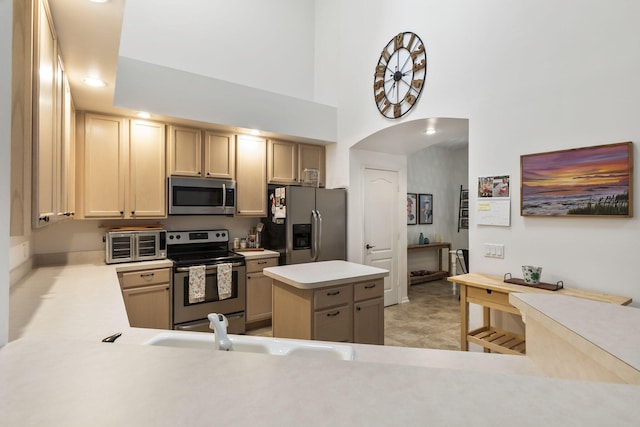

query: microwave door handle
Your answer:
[222,183,227,208]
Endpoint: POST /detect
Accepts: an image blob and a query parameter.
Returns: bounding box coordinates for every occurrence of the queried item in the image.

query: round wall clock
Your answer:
[373,32,427,119]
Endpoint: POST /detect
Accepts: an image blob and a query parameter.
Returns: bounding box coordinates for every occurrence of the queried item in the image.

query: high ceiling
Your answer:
[47,0,468,153]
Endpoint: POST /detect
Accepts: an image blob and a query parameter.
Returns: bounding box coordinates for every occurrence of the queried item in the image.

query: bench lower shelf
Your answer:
[409,270,449,285]
[467,326,526,355]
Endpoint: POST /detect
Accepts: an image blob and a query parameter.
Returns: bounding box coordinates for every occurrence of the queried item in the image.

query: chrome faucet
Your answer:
[208,313,233,351]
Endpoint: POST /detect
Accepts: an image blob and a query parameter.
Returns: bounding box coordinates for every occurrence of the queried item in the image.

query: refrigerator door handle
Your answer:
[310,210,318,261]
[315,209,323,261]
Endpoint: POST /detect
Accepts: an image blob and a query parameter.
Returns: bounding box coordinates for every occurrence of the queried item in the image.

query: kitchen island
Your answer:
[3,260,640,425]
[264,261,388,344]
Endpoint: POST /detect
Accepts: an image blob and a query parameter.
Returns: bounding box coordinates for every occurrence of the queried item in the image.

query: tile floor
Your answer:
[247,279,460,351]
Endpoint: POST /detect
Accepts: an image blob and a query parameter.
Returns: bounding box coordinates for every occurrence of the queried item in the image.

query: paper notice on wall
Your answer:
[477,199,510,226]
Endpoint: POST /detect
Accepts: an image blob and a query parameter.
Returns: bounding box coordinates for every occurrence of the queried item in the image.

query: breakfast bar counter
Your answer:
[3,262,640,425]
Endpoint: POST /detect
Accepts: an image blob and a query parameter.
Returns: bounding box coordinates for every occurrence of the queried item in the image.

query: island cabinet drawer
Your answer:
[314,285,353,310]
[246,257,278,273]
[354,279,384,302]
[120,268,171,289]
[314,304,353,342]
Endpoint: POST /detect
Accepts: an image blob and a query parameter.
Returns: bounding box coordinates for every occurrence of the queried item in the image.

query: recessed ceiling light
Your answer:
[82,77,106,87]
[136,112,151,119]
[425,128,436,135]
[250,129,261,136]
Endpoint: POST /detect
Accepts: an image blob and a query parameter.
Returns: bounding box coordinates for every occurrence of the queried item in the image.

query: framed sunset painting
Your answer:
[521,142,633,217]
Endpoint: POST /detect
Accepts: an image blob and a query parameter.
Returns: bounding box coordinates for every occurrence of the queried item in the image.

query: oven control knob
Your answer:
[169,235,174,240]
[176,235,181,239]
[221,232,226,237]
[216,233,220,237]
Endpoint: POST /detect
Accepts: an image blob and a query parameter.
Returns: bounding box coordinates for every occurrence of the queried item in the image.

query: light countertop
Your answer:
[263,260,388,289]
[3,262,640,425]
[233,249,280,260]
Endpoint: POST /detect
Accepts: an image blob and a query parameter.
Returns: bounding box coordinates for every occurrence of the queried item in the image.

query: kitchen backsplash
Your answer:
[31,216,261,256]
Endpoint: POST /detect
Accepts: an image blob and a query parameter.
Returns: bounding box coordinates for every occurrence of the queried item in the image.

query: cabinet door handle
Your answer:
[131,211,135,215]
[364,284,376,289]
[327,290,340,296]
[326,310,340,317]
[356,306,361,311]
[257,261,268,265]
[140,273,155,278]
[486,289,492,294]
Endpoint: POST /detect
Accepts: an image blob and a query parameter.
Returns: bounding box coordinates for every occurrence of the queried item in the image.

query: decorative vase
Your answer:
[522,265,542,284]
[419,233,424,244]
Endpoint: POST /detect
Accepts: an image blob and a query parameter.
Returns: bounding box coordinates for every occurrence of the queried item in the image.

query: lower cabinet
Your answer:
[272,278,384,344]
[119,268,171,330]
[245,256,279,324]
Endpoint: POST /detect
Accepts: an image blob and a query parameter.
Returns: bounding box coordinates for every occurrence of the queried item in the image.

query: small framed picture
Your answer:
[419,194,433,224]
[407,193,417,225]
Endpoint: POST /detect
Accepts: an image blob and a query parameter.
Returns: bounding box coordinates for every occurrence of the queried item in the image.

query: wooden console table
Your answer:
[407,243,452,285]
[447,273,632,355]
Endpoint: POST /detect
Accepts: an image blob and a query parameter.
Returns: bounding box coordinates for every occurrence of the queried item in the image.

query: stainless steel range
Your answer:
[167,229,246,334]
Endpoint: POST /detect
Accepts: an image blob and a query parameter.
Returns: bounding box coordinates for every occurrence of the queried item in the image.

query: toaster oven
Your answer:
[105,230,167,264]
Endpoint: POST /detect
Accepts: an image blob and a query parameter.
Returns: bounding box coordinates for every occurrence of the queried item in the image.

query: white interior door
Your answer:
[364,168,398,306]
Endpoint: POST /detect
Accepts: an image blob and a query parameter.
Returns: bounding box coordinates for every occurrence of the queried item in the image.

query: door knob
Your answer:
[366,244,375,249]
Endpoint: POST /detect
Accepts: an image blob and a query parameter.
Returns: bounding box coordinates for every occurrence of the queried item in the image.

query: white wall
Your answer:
[119,0,316,102]
[1,0,13,346]
[327,0,640,307]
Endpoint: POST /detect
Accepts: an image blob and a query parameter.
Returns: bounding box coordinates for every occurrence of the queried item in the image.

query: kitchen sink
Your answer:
[144,332,355,361]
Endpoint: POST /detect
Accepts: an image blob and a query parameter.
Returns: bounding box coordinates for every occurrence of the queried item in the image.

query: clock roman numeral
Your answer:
[410,43,424,60]
[394,32,404,50]
[393,103,402,118]
[375,65,386,78]
[413,60,426,72]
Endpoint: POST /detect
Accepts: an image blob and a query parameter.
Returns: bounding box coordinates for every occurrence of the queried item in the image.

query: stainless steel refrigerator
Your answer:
[263,185,346,264]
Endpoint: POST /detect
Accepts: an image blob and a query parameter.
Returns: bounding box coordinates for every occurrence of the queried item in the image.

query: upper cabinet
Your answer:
[267,140,298,185]
[168,126,235,179]
[298,143,325,188]
[267,140,325,187]
[76,113,167,220]
[236,135,267,217]
[32,0,75,228]
[129,120,167,218]
[204,131,235,179]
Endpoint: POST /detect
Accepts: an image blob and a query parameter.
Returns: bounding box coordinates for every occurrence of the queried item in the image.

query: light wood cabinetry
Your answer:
[245,256,279,324]
[167,126,201,177]
[298,143,325,187]
[129,120,166,218]
[168,126,235,179]
[267,140,298,184]
[236,134,267,216]
[119,268,172,330]
[267,140,326,187]
[204,131,235,179]
[76,113,166,219]
[33,0,76,227]
[272,278,384,344]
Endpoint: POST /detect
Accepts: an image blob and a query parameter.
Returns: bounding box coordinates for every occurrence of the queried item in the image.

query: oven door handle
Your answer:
[175,262,244,273]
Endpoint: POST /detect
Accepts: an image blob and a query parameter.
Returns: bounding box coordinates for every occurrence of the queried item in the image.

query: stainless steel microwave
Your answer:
[105,230,167,264]
[168,177,236,215]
